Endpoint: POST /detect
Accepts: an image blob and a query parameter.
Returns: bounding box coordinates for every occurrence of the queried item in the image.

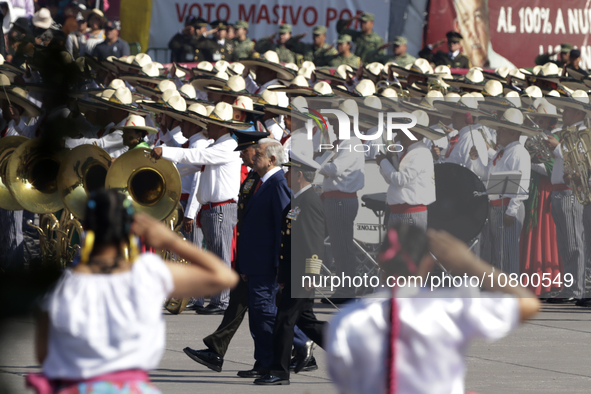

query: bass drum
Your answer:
[428,163,488,244]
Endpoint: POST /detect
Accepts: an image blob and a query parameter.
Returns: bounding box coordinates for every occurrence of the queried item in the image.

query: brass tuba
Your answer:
[0,136,28,211]
[5,138,67,264]
[163,202,191,314]
[560,125,591,205]
[56,144,112,263]
[105,148,182,221]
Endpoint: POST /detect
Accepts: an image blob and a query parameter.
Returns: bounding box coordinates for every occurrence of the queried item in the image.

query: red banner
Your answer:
[423,0,591,69]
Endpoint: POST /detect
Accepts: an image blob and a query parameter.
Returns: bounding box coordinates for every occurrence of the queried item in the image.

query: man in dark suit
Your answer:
[195,20,236,62]
[235,138,291,377]
[183,130,269,371]
[255,152,327,385]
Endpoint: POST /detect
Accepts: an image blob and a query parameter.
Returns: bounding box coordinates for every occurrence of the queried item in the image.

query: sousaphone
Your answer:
[57,144,111,219]
[6,138,66,213]
[0,135,28,210]
[105,148,181,221]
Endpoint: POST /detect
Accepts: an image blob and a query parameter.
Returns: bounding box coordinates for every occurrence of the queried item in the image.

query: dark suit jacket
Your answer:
[278,186,325,296]
[237,169,290,276]
[418,46,471,69]
[236,170,260,234]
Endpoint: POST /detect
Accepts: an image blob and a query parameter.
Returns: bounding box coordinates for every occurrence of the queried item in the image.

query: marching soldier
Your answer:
[285,25,337,67]
[336,12,384,63]
[255,24,297,64]
[195,20,236,63]
[419,31,470,69]
[323,34,360,68]
[232,20,255,60]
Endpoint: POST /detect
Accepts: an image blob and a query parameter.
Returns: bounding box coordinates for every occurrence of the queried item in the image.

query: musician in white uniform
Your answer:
[376,111,436,231]
[319,99,365,303]
[326,225,540,394]
[543,92,590,301]
[469,108,533,275]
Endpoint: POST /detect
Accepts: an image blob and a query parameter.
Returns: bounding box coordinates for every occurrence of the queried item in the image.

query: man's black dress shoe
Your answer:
[254,374,290,385]
[183,348,223,372]
[293,340,314,374]
[237,368,268,378]
[196,305,226,315]
[290,356,318,372]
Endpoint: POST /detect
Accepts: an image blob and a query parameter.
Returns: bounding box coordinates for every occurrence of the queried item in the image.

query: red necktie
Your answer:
[492,149,504,166]
[254,179,262,194]
[182,140,190,148]
[444,135,459,158]
[0,126,8,138]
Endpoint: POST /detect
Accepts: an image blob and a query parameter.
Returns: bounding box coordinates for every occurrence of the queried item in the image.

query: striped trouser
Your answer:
[584,204,591,293]
[180,200,204,307]
[485,202,525,275]
[551,191,585,298]
[323,197,359,297]
[387,210,428,231]
[200,202,237,309]
[0,208,24,270]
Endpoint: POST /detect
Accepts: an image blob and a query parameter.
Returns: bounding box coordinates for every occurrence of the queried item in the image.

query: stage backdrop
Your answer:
[145,0,390,53]
[423,0,591,69]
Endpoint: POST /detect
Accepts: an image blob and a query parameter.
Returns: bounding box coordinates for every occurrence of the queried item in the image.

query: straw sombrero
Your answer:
[240,51,296,81]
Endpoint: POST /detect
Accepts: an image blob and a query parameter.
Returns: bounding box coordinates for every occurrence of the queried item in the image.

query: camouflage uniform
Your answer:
[336,13,384,63]
[254,24,297,64]
[232,20,255,60]
[286,26,338,67]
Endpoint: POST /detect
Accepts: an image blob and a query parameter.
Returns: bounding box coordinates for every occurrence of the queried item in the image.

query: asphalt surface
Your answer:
[1,302,590,393]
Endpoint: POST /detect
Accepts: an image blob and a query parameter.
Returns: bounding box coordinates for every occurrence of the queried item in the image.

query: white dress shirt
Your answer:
[244,76,288,107]
[470,140,531,217]
[442,124,489,178]
[161,133,241,204]
[265,117,286,141]
[326,286,520,394]
[551,120,585,185]
[379,141,436,205]
[261,166,282,183]
[320,138,365,193]
[293,183,312,199]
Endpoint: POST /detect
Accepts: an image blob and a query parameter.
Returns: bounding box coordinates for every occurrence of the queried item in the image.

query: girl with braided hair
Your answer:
[29,189,238,394]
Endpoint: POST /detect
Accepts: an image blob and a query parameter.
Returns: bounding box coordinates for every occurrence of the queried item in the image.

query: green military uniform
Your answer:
[367,36,416,66]
[535,43,572,67]
[232,20,255,60]
[168,17,207,63]
[286,25,338,67]
[321,34,360,68]
[195,20,236,62]
[336,13,384,63]
[255,24,297,64]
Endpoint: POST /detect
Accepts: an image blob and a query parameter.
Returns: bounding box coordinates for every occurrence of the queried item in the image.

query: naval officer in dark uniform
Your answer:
[195,20,236,62]
[255,152,327,386]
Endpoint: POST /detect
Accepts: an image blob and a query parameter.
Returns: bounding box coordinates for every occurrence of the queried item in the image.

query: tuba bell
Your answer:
[162,202,190,314]
[559,125,591,205]
[0,135,28,210]
[105,148,182,221]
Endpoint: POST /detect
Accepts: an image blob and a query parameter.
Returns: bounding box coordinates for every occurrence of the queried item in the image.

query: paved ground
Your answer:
[1,301,590,393]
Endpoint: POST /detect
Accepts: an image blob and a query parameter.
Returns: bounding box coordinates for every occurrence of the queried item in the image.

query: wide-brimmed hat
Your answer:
[315,64,354,83]
[32,8,53,29]
[390,58,433,78]
[546,89,591,115]
[114,114,158,134]
[89,87,147,115]
[559,77,588,92]
[135,78,177,98]
[263,95,308,121]
[406,110,446,141]
[479,108,541,136]
[194,102,252,130]
[165,102,207,128]
[120,63,167,85]
[565,66,588,81]
[232,130,270,151]
[447,68,486,90]
[322,99,375,129]
[176,61,216,77]
[0,86,42,117]
[0,54,24,81]
[522,98,560,120]
[178,84,197,100]
[142,90,185,113]
[114,53,152,73]
[191,71,229,91]
[434,94,488,118]
[268,75,313,95]
[205,75,252,98]
[400,90,444,115]
[534,62,561,83]
[481,80,503,97]
[240,51,296,81]
[232,95,264,115]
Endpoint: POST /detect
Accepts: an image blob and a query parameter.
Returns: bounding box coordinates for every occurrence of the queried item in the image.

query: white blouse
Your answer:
[326,286,520,394]
[41,253,174,379]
